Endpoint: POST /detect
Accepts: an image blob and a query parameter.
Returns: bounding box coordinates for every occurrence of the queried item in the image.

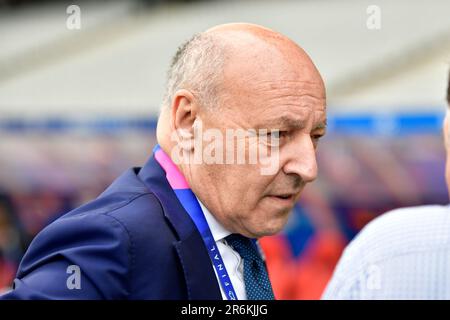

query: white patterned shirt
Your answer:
[322,205,450,300]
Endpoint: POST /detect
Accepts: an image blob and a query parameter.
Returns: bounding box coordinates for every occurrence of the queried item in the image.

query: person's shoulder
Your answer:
[24,187,166,262]
[8,172,175,299]
[341,205,449,261]
[369,204,450,228]
[322,204,450,299]
[24,166,173,273]
[334,204,450,275]
[353,204,450,256]
[60,167,169,237]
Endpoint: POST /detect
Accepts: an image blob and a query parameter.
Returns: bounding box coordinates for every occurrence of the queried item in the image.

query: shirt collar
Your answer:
[195,195,232,242]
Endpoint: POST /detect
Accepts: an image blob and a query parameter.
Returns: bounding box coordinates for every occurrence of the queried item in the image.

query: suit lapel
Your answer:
[138,154,222,300]
[174,233,223,300]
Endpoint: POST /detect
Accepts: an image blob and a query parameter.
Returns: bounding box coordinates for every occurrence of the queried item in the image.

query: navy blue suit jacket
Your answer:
[1,154,222,299]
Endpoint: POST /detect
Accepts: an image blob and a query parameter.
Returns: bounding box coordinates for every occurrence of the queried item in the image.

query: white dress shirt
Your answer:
[323,205,450,300]
[196,196,248,300]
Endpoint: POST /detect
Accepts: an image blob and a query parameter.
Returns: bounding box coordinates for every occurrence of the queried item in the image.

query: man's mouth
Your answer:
[267,193,296,204]
[275,194,293,200]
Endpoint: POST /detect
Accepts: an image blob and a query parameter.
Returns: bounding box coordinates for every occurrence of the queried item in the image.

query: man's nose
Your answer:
[281,134,318,183]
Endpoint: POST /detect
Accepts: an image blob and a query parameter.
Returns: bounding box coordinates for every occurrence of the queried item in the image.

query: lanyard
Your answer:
[153,144,238,300]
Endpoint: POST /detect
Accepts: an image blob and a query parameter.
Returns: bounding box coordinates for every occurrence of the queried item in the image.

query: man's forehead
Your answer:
[249,78,326,107]
[253,109,327,130]
[252,79,325,93]
[228,76,323,102]
[234,84,327,128]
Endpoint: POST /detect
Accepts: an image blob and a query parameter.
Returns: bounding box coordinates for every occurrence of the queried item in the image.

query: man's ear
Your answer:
[170,89,198,151]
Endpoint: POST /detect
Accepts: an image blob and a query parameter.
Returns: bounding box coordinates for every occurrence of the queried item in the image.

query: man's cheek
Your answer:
[259,150,280,176]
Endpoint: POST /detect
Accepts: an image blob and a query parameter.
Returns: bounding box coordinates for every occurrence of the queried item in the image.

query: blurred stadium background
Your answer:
[0,0,449,299]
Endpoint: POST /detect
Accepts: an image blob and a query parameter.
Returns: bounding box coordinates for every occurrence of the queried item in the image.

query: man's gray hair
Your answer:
[161,33,225,112]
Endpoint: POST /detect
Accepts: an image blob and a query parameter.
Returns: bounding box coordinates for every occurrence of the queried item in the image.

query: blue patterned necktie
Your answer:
[225,234,275,300]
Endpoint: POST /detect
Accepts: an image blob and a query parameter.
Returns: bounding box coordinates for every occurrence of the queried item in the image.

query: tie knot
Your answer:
[225,234,262,262]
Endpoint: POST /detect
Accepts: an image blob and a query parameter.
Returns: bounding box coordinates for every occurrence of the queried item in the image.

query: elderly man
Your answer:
[1,23,326,300]
[323,71,450,300]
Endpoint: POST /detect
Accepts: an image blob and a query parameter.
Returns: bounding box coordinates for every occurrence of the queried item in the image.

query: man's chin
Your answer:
[245,220,288,238]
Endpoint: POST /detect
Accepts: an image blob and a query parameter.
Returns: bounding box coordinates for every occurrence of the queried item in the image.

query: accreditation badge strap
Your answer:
[153,144,238,300]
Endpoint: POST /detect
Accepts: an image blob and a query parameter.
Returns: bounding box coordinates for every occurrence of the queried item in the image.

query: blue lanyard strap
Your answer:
[153,145,238,300]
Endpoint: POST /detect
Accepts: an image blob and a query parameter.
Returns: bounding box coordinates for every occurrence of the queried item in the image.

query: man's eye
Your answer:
[267,131,288,138]
[312,134,324,144]
[257,130,288,145]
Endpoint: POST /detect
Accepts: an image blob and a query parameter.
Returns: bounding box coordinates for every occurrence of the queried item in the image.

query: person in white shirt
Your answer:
[323,70,450,300]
